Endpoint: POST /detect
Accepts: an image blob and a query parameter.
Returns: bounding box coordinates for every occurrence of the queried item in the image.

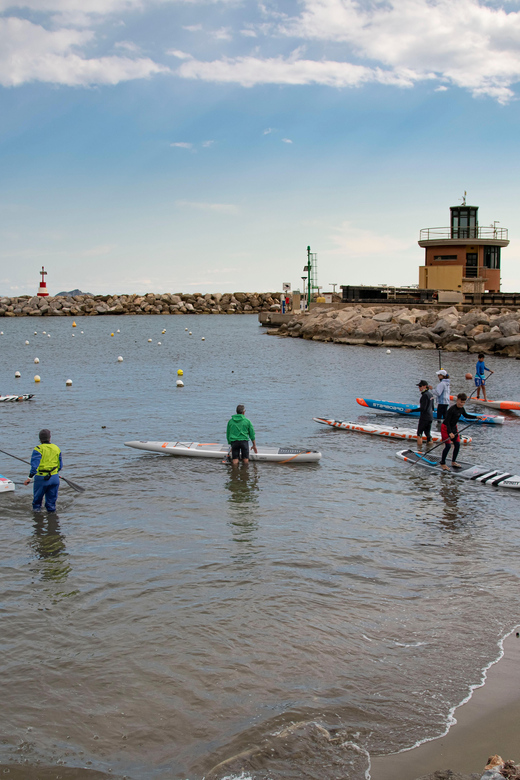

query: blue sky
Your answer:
[1,0,520,295]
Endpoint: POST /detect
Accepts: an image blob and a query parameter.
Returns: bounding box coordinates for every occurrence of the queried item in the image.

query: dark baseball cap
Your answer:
[417,380,428,387]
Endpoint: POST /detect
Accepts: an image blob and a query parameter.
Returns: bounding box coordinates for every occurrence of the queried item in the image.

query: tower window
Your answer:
[484,246,500,269]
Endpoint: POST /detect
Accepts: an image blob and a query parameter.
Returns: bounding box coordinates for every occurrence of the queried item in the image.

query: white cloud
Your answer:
[114,40,142,53]
[0,17,168,87]
[330,221,412,256]
[263,127,273,134]
[167,49,193,59]
[212,26,232,40]
[282,137,292,143]
[175,200,239,214]
[278,0,520,102]
[177,53,421,88]
[170,142,194,148]
[183,24,203,32]
[202,140,214,146]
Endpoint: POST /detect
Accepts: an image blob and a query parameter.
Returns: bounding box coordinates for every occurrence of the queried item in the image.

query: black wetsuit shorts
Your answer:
[231,440,249,460]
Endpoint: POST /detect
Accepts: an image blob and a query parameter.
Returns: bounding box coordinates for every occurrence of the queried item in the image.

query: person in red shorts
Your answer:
[440,394,478,471]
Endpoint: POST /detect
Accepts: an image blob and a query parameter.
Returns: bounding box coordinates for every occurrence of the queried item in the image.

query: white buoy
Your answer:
[188,332,192,336]
[66,379,72,386]
[34,358,39,364]
[34,375,41,383]
[25,340,29,345]
[117,356,124,362]
[201,337,205,341]
[148,338,152,342]
[0,331,4,335]
[47,334,51,338]
[386,349,391,354]
[157,341,161,345]
[34,331,37,335]
[72,333,75,337]
[15,371,21,378]
[43,331,46,334]
[81,331,84,334]
[116,329,120,333]
[176,380,184,387]
[185,328,188,331]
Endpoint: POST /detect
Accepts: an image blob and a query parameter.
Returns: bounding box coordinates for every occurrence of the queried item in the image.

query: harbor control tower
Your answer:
[418,200,509,294]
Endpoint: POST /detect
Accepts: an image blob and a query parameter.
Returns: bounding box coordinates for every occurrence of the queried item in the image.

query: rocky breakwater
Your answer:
[0,292,282,317]
[269,305,520,358]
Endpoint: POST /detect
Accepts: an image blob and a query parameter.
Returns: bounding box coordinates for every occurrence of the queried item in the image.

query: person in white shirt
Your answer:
[432,369,451,421]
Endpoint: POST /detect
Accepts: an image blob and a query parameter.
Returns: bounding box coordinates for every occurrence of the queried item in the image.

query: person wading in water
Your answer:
[226,405,258,466]
[24,429,63,512]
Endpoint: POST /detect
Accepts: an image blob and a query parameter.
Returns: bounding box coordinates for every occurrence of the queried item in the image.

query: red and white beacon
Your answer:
[37,266,49,297]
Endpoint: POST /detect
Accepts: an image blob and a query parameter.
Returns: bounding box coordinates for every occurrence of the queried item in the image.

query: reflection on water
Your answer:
[29,513,71,583]
[226,465,260,551]
[438,480,463,531]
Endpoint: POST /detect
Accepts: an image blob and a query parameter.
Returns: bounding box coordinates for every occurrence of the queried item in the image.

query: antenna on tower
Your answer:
[460,190,467,206]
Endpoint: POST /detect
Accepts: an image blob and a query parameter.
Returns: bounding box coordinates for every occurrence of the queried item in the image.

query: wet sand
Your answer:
[370,631,520,780]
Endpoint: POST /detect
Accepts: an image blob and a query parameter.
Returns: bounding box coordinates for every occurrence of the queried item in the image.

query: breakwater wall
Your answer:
[0,292,283,317]
[268,305,520,358]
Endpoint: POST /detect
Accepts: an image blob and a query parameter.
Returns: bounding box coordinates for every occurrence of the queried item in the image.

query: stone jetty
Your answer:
[268,305,520,358]
[0,292,282,317]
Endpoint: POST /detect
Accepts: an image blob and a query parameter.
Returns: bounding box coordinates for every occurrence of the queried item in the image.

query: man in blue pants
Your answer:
[24,429,63,512]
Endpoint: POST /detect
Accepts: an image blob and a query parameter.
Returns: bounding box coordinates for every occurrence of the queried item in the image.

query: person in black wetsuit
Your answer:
[409,380,434,451]
[440,393,478,471]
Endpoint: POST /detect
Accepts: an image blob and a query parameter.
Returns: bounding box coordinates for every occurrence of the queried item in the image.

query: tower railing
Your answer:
[420,226,508,241]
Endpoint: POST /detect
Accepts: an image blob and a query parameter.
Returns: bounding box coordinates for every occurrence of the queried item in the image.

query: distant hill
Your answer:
[55,289,91,297]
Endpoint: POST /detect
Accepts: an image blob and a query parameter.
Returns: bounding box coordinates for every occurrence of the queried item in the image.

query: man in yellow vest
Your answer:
[24,429,63,512]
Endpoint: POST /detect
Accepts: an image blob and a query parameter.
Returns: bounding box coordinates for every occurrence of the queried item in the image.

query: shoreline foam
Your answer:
[368,627,520,780]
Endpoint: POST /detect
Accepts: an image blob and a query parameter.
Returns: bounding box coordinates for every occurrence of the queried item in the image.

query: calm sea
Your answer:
[1,314,519,780]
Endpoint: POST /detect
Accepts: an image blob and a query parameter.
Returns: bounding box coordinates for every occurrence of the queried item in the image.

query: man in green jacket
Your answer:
[226,405,258,466]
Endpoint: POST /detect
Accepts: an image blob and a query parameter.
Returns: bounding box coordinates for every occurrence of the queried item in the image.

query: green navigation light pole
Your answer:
[306,246,312,310]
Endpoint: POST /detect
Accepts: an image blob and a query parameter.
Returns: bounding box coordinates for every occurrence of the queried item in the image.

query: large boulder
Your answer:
[499,319,520,337]
[393,310,416,326]
[443,337,469,352]
[474,331,503,345]
[373,311,393,323]
[495,334,520,348]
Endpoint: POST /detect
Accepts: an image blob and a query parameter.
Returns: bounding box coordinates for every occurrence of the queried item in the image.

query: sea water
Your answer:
[0,315,519,780]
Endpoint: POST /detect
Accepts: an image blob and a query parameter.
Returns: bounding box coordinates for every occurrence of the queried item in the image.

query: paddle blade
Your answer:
[60,476,85,493]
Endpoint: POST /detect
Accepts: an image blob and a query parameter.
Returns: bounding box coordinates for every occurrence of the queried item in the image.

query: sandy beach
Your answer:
[370,630,520,780]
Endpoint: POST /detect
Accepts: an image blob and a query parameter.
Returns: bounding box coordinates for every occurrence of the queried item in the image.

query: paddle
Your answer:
[410,379,487,468]
[409,418,479,467]
[0,447,85,493]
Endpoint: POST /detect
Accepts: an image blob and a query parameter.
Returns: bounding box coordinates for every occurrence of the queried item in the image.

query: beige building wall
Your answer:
[419,265,463,291]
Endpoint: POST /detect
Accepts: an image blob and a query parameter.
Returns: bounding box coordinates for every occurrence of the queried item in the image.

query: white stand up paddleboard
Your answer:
[396,449,520,490]
[0,475,15,492]
[313,417,472,444]
[125,441,321,463]
[0,394,35,403]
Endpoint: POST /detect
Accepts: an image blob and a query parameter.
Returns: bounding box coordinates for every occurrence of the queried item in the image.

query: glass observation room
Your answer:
[450,206,478,239]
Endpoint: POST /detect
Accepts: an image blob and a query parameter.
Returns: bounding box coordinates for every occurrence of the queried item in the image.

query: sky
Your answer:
[1,0,520,295]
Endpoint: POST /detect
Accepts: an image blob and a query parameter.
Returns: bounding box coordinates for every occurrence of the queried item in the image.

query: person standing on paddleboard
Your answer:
[440,394,478,471]
[432,369,450,421]
[24,429,62,512]
[226,405,258,466]
[474,353,494,401]
[408,380,434,451]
